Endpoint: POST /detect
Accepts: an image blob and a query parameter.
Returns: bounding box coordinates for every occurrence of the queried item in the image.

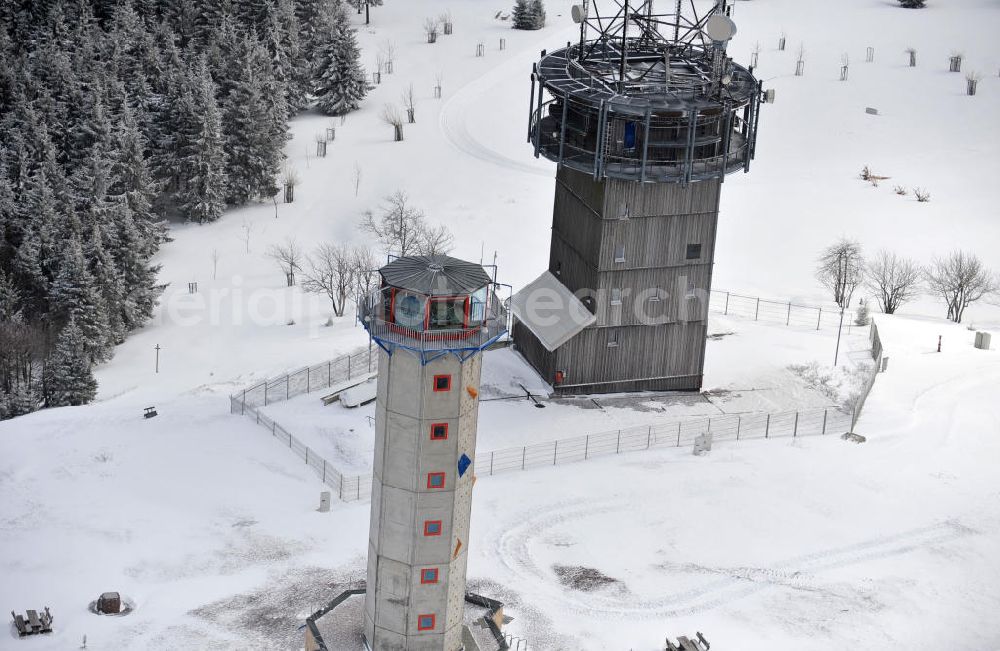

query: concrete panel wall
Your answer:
[365,348,484,649]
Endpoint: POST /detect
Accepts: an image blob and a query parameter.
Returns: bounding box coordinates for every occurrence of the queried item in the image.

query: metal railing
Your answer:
[231,348,375,408]
[709,289,862,332]
[472,406,853,480]
[851,321,885,429]
[357,287,509,356]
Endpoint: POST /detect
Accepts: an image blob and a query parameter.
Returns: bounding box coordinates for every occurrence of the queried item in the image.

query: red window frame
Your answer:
[423,520,442,536]
[433,374,452,392]
[430,423,449,440]
[427,472,446,489]
[420,568,439,584]
[417,613,436,631]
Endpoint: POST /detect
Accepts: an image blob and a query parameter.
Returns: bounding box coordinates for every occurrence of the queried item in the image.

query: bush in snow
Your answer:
[898,0,925,7]
[854,300,870,326]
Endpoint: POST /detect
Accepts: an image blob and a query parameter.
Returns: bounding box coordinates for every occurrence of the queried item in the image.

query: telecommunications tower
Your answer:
[512,0,770,394]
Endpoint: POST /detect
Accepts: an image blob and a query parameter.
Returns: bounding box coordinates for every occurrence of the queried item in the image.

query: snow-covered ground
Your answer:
[3,0,1000,648]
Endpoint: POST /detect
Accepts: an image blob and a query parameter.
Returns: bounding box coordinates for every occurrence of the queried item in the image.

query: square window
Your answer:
[607,331,619,348]
[423,520,442,536]
[430,423,449,440]
[427,472,446,489]
[614,245,626,263]
[433,375,451,392]
[686,243,702,260]
[610,287,623,305]
[417,613,436,631]
[420,568,439,584]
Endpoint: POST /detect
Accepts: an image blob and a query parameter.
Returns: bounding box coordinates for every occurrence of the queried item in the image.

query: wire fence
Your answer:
[232,348,376,407]
[851,320,885,429]
[226,303,888,503]
[709,289,861,332]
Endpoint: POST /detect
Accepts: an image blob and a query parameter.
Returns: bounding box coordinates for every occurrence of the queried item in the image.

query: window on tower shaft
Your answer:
[420,568,439,584]
[427,472,446,489]
[433,374,452,391]
[431,423,449,440]
[423,520,442,536]
[686,243,703,260]
[417,614,436,631]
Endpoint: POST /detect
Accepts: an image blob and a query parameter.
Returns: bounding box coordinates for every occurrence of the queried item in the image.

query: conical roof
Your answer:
[380,255,492,296]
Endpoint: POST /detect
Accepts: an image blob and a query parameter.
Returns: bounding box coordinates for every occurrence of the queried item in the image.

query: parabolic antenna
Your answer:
[703,15,737,42]
[571,4,587,24]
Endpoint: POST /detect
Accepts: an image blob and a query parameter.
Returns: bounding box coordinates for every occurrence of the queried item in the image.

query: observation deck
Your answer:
[529,38,762,183]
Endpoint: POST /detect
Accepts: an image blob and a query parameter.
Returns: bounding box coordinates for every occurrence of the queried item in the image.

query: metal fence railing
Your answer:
[850,321,885,429]
[471,405,853,481]
[229,347,376,501]
[232,348,376,408]
[228,302,889,503]
[709,289,861,333]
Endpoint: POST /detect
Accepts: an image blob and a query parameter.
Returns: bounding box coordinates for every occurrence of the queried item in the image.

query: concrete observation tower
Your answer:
[512,0,769,395]
[357,255,508,649]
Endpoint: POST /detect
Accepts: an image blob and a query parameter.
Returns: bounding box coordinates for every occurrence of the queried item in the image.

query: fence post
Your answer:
[241,390,246,415]
[676,421,682,446]
[521,447,526,470]
[306,447,309,464]
[553,441,558,465]
[328,361,332,387]
[264,383,269,405]
[793,412,799,437]
[755,297,760,320]
[357,480,360,501]
[307,370,311,394]
[817,308,822,330]
[490,451,494,476]
[348,356,352,380]
[765,414,770,438]
[736,416,741,440]
[339,474,344,500]
[821,409,828,435]
[323,460,326,483]
[724,292,730,315]
[616,430,621,454]
[647,426,652,449]
[585,435,590,459]
[286,375,289,400]
[786,302,791,325]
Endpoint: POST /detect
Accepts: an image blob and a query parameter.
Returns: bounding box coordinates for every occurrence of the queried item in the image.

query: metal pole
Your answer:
[821,409,828,435]
[793,412,799,437]
[585,435,590,459]
[676,422,682,446]
[834,307,845,366]
[616,430,621,453]
[323,460,326,483]
[521,447,526,470]
[755,297,760,320]
[553,441,558,465]
[817,307,822,330]
[154,344,160,373]
[765,414,770,438]
[786,302,791,325]
[647,426,652,449]
[724,292,730,315]
[490,451,494,475]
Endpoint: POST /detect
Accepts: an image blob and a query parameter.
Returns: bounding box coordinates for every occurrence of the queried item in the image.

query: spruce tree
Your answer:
[44,317,98,407]
[49,236,111,362]
[110,201,161,329]
[181,57,227,222]
[512,0,532,30]
[110,100,165,257]
[530,0,547,29]
[313,3,370,116]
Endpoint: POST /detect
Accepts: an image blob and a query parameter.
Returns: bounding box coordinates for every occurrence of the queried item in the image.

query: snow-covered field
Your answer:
[3,0,1000,648]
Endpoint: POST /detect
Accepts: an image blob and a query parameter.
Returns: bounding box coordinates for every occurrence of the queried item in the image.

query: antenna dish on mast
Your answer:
[703,14,737,43]
[571,4,587,24]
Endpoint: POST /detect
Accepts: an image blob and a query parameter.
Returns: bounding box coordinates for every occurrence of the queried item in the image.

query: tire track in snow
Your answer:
[493,498,976,618]
[438,36,560,177]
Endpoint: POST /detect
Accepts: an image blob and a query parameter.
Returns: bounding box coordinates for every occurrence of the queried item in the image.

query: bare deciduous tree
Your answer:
[424,17,439,42]
[864,250,922,314]
[816,238,864,309]
[402,84,416,123]
[351,245,380,305]
[239,220,255,254]
[380,40,396,73]
[381,104,404,141]
[266,238,304,286]
[302,243,356,317]
[353,162,363,197]
[416,223,454,257]
[925,250,997,322]
[360,191,426,256]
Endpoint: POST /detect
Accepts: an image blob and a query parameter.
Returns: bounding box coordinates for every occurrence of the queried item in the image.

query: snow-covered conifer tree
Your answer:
[181,57,227,222]
[313,3,370,116]
[44,318,98,407]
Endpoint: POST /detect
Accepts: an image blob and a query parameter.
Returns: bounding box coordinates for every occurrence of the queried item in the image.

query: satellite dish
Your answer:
[571,4,587,24]
[703,15,738,42]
